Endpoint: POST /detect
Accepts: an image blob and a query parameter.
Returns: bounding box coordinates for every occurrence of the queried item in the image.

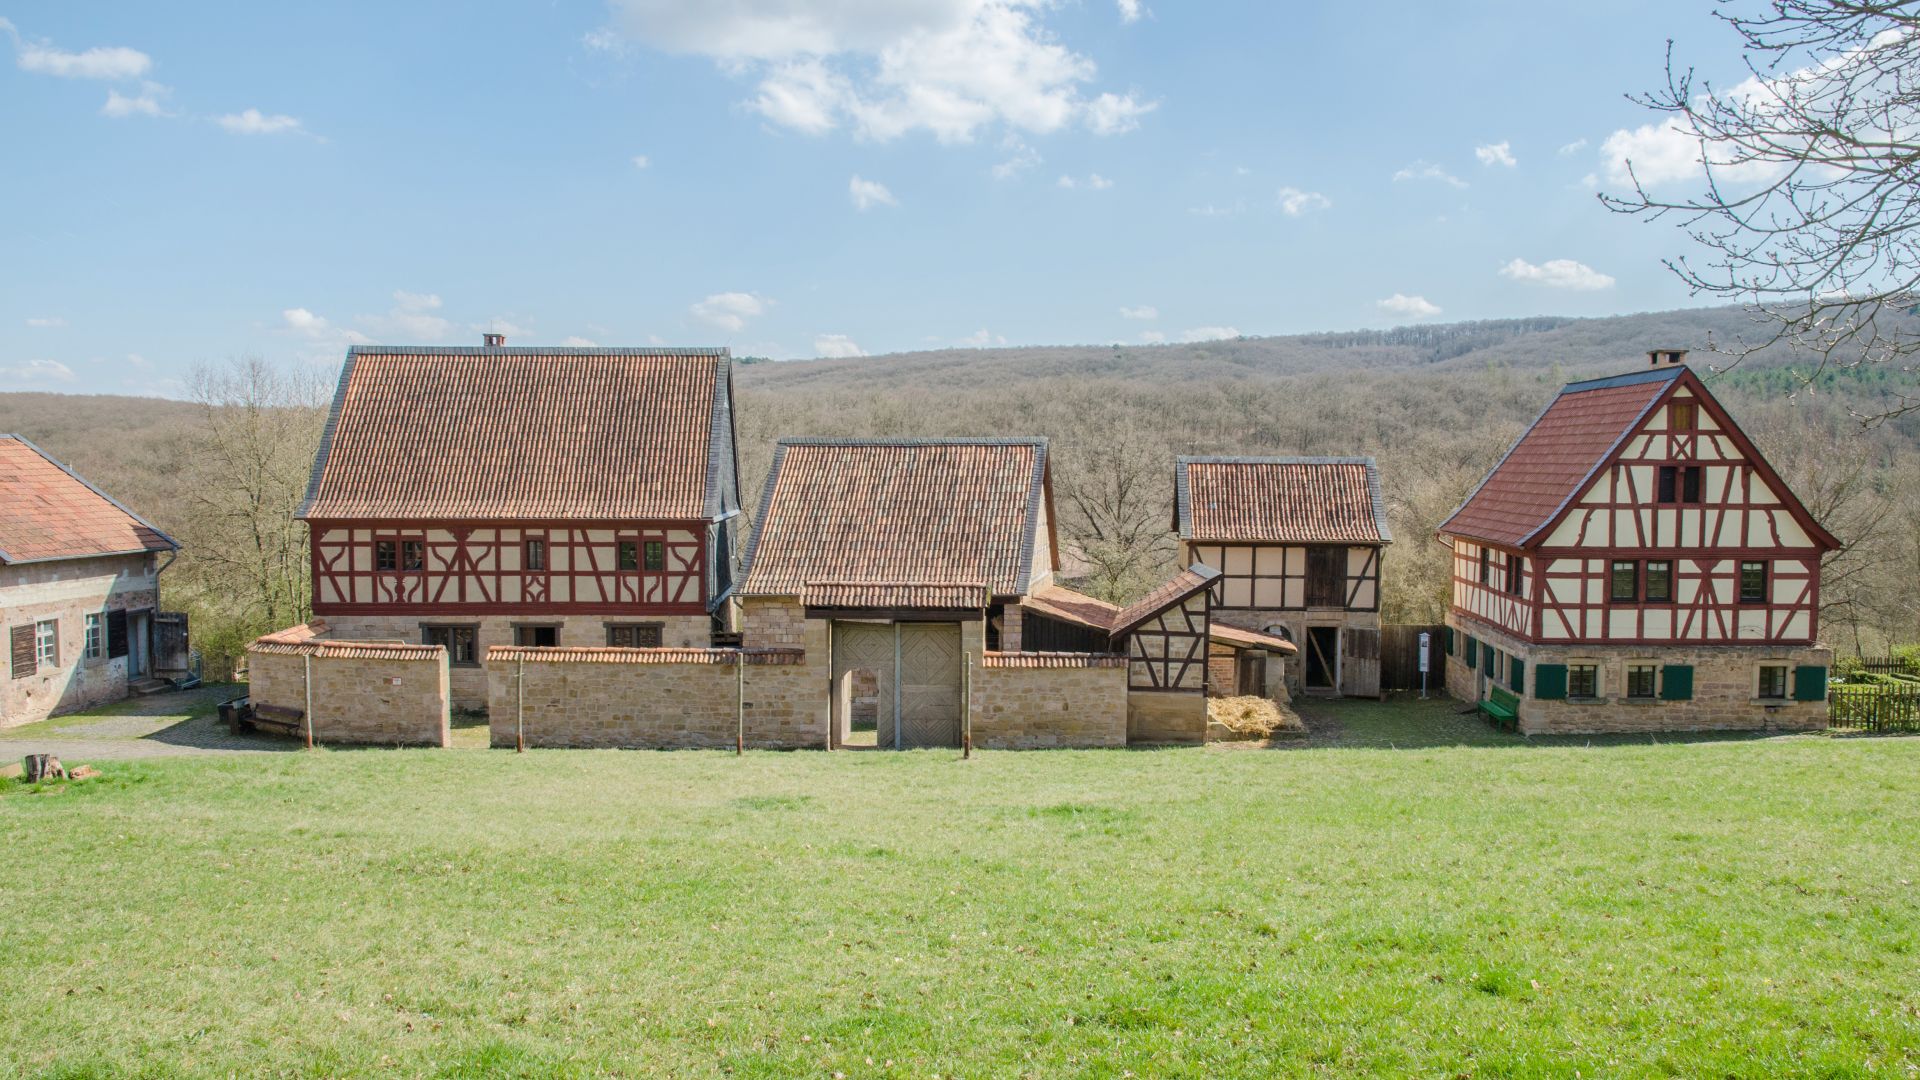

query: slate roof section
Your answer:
[741,438,1053,600]
[0,435,178,564]
[1175,456,1391,544]
[1438,366,1683,549]
[298,346,734,522]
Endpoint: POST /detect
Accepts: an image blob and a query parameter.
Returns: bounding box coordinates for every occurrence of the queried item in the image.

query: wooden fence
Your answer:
[1829,684,1920,733]
[1381,624,1447,693]
[1857,657,1920,677]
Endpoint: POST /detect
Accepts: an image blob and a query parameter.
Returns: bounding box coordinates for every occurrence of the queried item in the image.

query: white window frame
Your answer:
[84,612,105,661]
[35,619,58,669]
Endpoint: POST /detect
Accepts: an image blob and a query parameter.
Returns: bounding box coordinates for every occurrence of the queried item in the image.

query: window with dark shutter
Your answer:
[107,609,128,659]
[1305,547,1344,608]
[1682,466,1702,503]
[607,624,664,648]
[1657,466,1678,504]
[10,624,36,678]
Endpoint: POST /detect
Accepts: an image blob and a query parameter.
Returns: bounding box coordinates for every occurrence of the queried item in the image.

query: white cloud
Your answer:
[691,292,767,332]
[1180,326,1239,342]
[631,154,650,169]
[1138,330,1167,344]
[217,108,306,136]
[1499,257,1616,291]
[360,291,454,342]
[102,82,170,118]
[1057,172,1112,190]
[0,358,76,384]
[1276,186,1330,216]
[24,316,65,328]
[1118,305,1157,320]
[282,306,374,349]
[560,336,599,347]
[1558,137,1588,156]
[1474,140,1516,168]
[1376,293,1441,318]
[849,174,898,210]
[10,25,151,80]
[1116,0,1144,23]
[1187,201,1246,217]
[991,138,1041,179]
[1393,161,1467,188]
[959,328,1006,347]
[602,0,1152,143]
[126,352,149,368]
[478,317,531,339]
[1601,66,1811,189]
[814,333,866,358]
[1600,120,1704,187]
[282,307,330,335]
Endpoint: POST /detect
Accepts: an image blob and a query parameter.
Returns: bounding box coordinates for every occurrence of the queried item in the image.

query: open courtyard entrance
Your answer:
[831,621,964,749]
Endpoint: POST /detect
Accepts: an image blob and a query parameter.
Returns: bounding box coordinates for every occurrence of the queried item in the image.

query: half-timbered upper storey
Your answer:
[299,344,742,617]
[1438,356,1840,646]
[1173,456,1392,613]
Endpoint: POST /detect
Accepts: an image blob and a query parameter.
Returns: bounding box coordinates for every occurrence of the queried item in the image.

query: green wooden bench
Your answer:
[1480,687,1520,731]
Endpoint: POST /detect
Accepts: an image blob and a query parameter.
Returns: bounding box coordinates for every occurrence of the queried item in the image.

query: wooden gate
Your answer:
[1380,624,1447,692]
[154,611,190,675]
[832,623,895,747]
[1340,626,1381,698]
[831,621,962,749]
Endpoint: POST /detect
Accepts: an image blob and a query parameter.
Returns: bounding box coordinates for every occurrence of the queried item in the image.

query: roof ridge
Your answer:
[1175,454,1378,466]
[774,436,1049,447]
[344,346,730,358]
[1560,366,1687,393]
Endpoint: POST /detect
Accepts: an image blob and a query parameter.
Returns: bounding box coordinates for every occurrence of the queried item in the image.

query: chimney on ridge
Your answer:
[483,332,506,347]
[1648,348,1688,367]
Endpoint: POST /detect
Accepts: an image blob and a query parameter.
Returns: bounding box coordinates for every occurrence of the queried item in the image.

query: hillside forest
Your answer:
[3,305,1916,675]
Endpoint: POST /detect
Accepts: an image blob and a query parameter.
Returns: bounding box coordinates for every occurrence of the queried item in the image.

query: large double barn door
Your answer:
[831,621,963,749]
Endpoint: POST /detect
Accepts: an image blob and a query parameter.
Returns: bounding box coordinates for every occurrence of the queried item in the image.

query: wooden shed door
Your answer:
[832,622,897,747]
[897,623,962,749]
[1341,627,1381,698]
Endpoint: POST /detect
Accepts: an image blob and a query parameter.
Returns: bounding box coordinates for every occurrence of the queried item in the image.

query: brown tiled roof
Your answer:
[1175,456,1390,544]
[1208,622,1298,654]
[1439,368,1680,549]
[1022,584,1122,631]
[486,646,804,665]
[299,347,734,521]
[0,435,177,564]
[248,621,443,661]
[982,651,1128,669]
[802,582,990,609]
[741,439,1051,600]
[1110,565,1220,637]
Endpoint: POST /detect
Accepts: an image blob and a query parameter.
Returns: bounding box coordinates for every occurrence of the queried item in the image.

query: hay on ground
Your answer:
[1207,695,1306,739]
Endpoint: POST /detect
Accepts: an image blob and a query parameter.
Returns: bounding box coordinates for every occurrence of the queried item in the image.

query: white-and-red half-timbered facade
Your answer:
[297,344,743,709]
[1437,352,1839,734]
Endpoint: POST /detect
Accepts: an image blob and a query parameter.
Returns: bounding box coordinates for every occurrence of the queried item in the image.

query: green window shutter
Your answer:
[1510,657,1526,693]
[1482,641,1495,673]
[1464,635,1477,669]
[1660,664,1694,701]
[1793,665,1828,702]
[1443,626,1454,654]
[1534,664,1567,700]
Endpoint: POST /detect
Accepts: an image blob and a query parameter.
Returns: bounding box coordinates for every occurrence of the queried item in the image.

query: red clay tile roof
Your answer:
[1208,622,1298,654]
[1110,565,1220,637]
[0,435,177,564]
[1022,584,1122,631]
[741,439,1051,600]
[1175,457,1390,544]
[981,651,1128,669]
[1438,368,1680,549]
[299,347,734,522]
[485,646,804,665]
[248,622,443,661]
[802,582,990,609]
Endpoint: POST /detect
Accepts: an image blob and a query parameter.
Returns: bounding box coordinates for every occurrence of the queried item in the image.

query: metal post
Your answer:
[302,651,314,750]
[515,659,525,753]
[736,652,745,755]
[892,622,903,750]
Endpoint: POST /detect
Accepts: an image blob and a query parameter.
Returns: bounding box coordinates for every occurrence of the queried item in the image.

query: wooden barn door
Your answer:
[1340,626,1381,698]
[897,623,963,749]
[832,623,895,748]
[1304,627,1339,691]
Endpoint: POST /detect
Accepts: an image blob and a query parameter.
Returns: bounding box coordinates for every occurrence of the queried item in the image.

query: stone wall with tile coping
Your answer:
[970,652,1127,748]
[246,634,451,746]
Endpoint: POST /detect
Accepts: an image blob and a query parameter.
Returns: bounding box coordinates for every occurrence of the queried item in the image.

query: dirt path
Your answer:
[0,685,297,762]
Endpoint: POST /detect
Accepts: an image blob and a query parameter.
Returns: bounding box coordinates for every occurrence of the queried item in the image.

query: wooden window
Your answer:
[1509,655,1525,693]
[1670,401,1696,430]
[1477,547,1492,585]
[618,541,640,571]
[1644,560,1673,603]
[1757,665,1788,700]
[10,624,35,679]
[1568,664,1599,699]
[34,619,58,669]
[375,540,398,572]
[1681,466,1702,503]
[606,623,664,648]
[514,625,558,647]
[1740,560,1768,603]
[1657,466,1678,504]
[643,540,667,572]
[1504,553,1523,595]
[1658,465,1703,504]
[524,538,546,572]
[84,612,105,660]
[1627,664,1657,699]
[107,609,128,659]
[1610,560,1638,602]
[422,625,479,667]
[401,540,426,572]
[1305,547,1344,608]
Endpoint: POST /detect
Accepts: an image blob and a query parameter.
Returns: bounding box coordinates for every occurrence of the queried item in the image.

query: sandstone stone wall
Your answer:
[484,647,822,749]
[1126,688,1208,744]
[318,612,712,711]
[971,653,1127,748]
[1,554,158,728]
[245,630,451,746]
[1208,606,1379,696]
[1444,614,1830,735]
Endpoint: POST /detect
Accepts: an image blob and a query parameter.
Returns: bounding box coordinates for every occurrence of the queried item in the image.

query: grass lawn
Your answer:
[3,697,1918,1077]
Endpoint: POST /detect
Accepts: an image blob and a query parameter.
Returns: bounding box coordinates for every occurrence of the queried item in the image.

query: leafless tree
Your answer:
[1604,0,1920,423]
[1052,416,1177,602]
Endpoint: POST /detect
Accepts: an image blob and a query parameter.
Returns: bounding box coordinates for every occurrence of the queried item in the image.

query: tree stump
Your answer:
[23,754,66,782]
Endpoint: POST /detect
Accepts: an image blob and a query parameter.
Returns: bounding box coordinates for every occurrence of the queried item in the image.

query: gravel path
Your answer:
[0,685,297,762]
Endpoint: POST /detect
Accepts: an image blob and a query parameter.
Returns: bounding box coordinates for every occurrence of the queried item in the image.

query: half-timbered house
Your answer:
[297,341,743,710]
[2,435,185,727]
[1437,350,1839,733]
[1173,456,1390,697]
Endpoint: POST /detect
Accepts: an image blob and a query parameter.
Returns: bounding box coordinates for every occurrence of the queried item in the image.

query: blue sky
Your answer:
[1,1,1742,396]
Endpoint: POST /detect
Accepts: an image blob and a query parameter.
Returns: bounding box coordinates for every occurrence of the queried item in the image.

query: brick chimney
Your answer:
[1648,348,1688,367]
[483,332,506,347]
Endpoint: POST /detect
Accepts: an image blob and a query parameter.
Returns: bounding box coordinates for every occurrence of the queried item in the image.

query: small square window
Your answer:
[375,540,398,572]
[607,623,664,648]
[1610,560,1638,603]
[423,625,479,666]
[1569,664,1599,699]
[1740,561,1768,604]
[1645,561,1673,603]
[1758,665,1788,700]
[84,612,105,660]
[618,541,640,571]
[401,540,426,572]
[1627,664,1658,699]
[525,538,546,572]
[514,625,558,647]
[644,540,667,572]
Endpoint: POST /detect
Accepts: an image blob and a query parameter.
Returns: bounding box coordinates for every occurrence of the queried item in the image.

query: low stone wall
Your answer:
[484,646,821,749]
[1444,615,1830,735]
[1126,688,1209,744]
[246,625,451,746]
[971,652,1127,748]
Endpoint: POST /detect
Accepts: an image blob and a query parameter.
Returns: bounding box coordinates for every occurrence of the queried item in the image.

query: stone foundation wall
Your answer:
[484,647,821,749]
[1,555,158,728]
[245,630,451,746]
[971,653,1127,748]
[1444,615,1830,735]
[1126,688,1208,744]
[317,612,713,711]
